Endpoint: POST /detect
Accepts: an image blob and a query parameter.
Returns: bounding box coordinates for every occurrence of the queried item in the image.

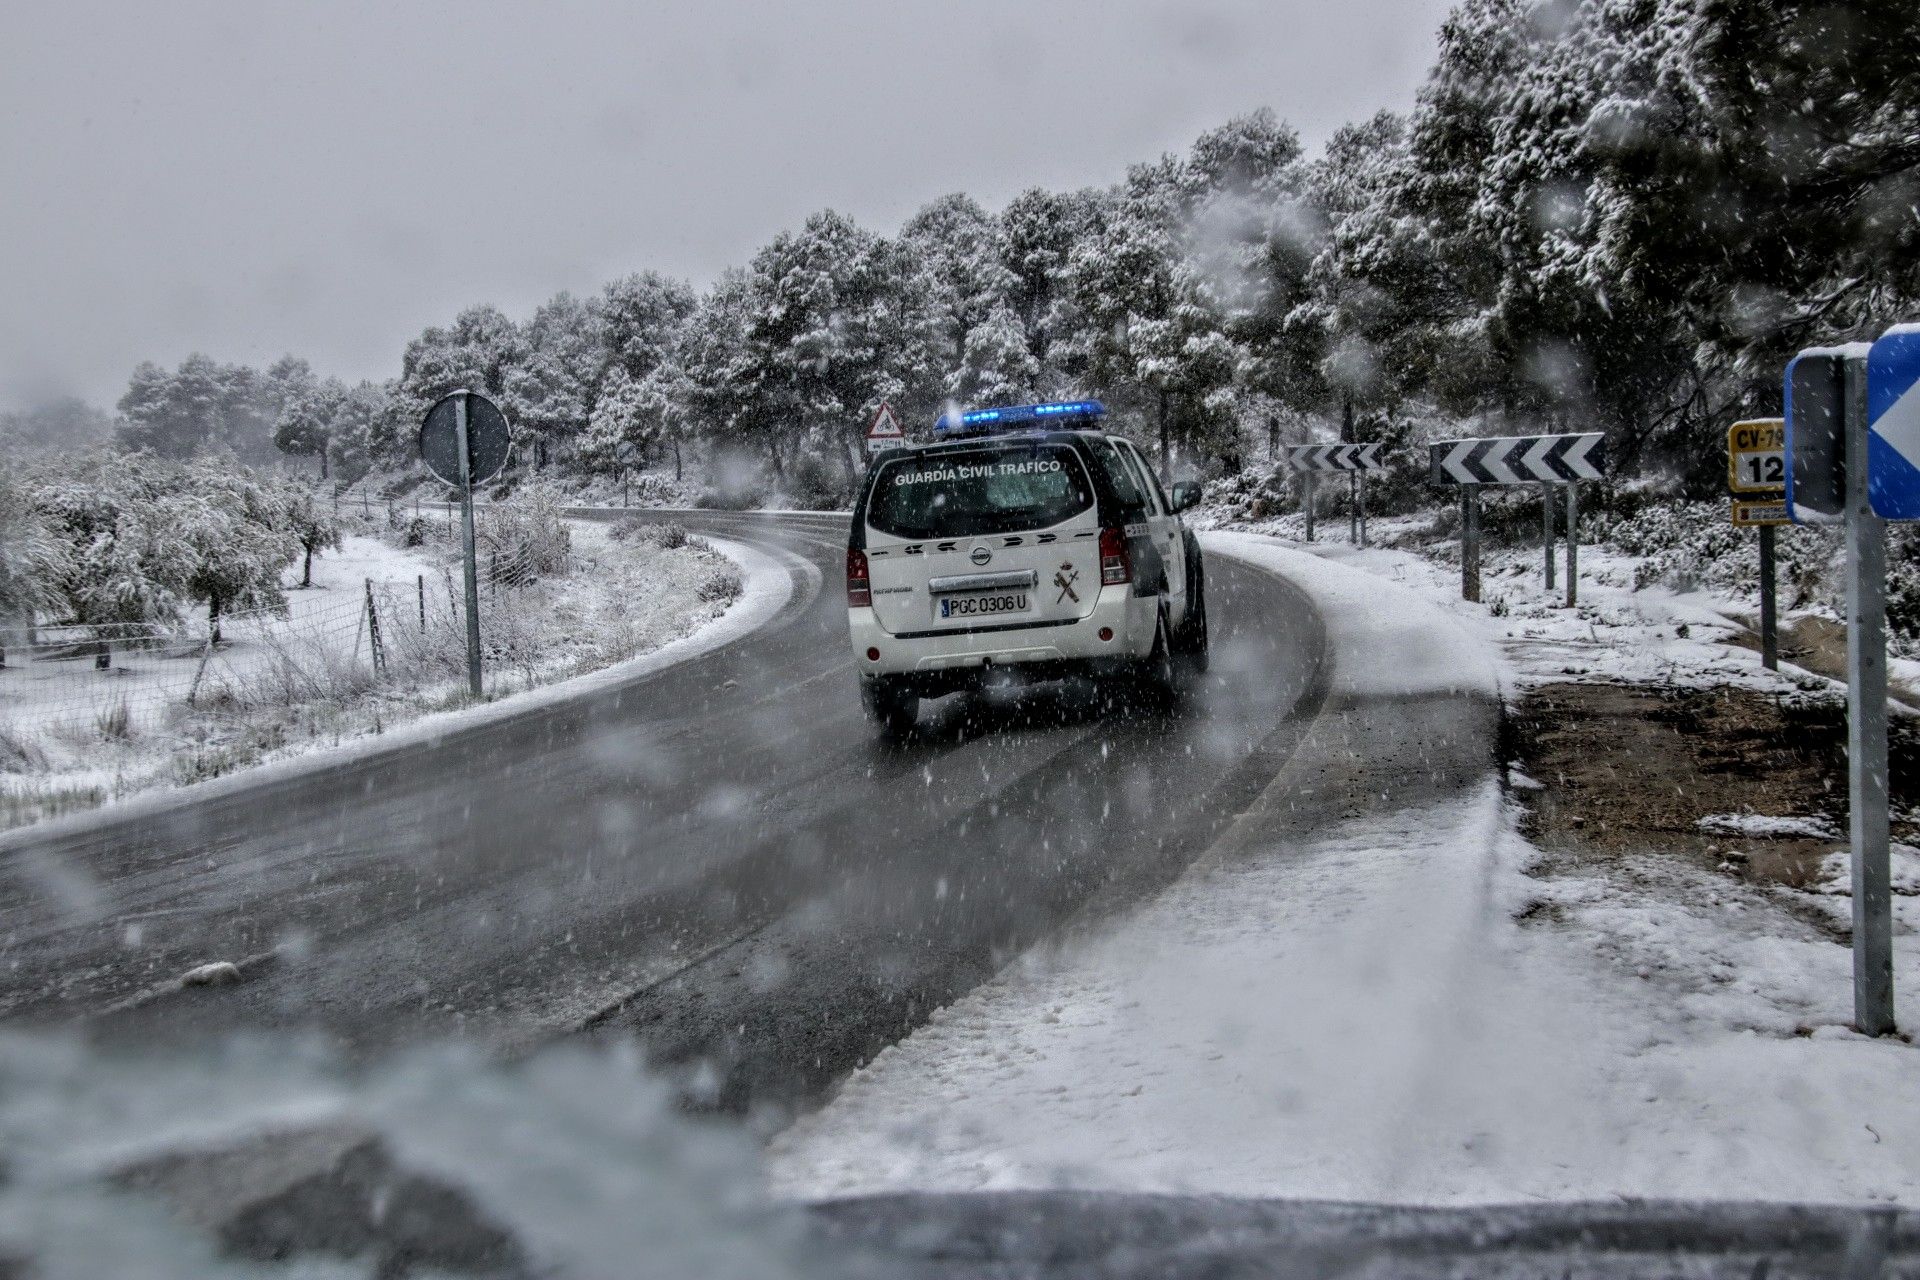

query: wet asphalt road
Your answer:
[0,511,1328,1115]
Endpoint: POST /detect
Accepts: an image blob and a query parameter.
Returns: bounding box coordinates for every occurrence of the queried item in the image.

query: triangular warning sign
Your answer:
[866,402,903,440]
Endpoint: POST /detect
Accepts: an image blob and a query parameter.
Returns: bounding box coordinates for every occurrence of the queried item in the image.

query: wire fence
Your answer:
[0,494,580,749]
[0,574,479,744]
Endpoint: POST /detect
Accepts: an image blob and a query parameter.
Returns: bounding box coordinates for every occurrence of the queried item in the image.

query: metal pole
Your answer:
[1758,524,1778,670]
[1357,474,1368,548]
[418,573,427,632]
[1564,482,1579,608]
[455,392,484,699]
[1303,474,1315,543]
[1349,473,1359,544]
[1462,488,1481,603]
[1541,482,1556,591]
[1843,352,1894,1035]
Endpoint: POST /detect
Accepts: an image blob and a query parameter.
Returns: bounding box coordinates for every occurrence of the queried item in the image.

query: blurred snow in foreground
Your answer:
[0,1035,814,1279]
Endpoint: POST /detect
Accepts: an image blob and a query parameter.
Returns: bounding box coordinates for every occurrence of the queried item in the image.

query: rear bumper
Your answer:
[849,586,1155,681]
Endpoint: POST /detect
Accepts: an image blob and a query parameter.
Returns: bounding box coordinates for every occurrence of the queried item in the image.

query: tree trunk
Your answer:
[319,449,329,481]
[303,543,314,588]
[209,595,224,646]
[767,436,785,480]
[1342,397,1355,443]
[1157,389,1171,482]
[672,437,683,482]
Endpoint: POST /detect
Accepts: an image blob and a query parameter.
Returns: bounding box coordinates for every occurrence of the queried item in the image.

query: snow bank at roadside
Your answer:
[1202,531,1501,701]
[768,530,1920,1208]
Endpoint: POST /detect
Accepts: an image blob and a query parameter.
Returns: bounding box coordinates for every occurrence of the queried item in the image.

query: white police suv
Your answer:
[845,399,1208,736]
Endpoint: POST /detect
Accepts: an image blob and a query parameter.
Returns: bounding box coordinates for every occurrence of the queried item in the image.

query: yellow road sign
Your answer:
[1728,418,1785,493]
[1732,497,1789,527]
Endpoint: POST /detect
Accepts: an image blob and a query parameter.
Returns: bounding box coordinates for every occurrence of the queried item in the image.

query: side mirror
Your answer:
[1168,479,1202,513]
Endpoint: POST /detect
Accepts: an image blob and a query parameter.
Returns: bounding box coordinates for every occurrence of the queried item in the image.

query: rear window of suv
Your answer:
[866,442,1094,539]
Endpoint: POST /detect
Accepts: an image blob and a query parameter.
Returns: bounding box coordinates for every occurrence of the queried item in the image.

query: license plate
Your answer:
[938,591,1029,619]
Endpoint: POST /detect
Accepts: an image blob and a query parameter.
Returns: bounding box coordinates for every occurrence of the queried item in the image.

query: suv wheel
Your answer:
[1128,609,1179,709]
[1175,558,1209,673]
[860,677,918,740]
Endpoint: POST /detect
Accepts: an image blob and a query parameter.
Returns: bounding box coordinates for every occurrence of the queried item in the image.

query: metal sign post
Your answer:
[1461,488,1481,603]
[1564,482,1579,608]
[454,396,484,698]
[1843,350,1893,1036]
[419,389,512,701]
[1758,524,1778,669]
[1303,474,1316,543]
[1357,473,1369,548]
[1540,482,1557,591]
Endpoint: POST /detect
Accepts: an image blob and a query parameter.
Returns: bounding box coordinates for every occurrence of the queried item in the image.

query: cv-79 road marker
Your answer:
[1726,418,1787,671]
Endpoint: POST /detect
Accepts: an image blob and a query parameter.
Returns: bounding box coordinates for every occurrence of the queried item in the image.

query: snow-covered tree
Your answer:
[953,304,1041,407]
[278,481,344,588]
[900,193,1019,388]
[0,473,69,636]
[504,291,606,467]
[274,375,346,479]
[601,272,697,383]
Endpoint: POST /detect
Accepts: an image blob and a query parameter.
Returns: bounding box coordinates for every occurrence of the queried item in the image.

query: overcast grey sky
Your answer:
[1,0,1459,411]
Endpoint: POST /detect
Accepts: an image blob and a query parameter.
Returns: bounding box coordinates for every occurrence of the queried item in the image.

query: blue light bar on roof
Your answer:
[932,399,1107,434]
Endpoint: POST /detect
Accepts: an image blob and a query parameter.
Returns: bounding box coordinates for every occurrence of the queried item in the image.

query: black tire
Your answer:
[1130,609,1179,709]
[860,677,918,740]
[1174,555,1210,673]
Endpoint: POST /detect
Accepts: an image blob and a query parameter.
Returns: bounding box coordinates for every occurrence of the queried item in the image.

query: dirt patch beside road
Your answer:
[1506,682,1920,902]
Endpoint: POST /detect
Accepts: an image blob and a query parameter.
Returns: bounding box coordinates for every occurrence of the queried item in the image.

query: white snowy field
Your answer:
[0,519,762,831]
[768,532,1920,1206]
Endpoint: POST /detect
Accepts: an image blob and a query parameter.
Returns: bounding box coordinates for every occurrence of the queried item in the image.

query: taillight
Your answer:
[1099,527,1132,586]
[847,547,872,607]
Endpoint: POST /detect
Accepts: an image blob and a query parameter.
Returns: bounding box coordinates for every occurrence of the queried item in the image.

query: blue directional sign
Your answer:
[1867,324,1920,520]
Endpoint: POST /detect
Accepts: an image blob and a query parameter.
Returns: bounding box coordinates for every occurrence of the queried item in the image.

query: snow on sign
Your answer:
[1867,324,1920,520]
[1727,418,1785,493]
[1283,443,1387,473]
[865,402,905,455]
[1427,433,1604,485]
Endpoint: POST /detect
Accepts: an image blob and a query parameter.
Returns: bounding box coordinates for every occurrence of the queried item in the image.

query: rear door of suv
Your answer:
[860,439,1105,637]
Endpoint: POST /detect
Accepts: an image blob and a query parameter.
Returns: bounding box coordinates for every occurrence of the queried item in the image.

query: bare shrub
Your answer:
[93,698,133,742]
[0,721,46,773]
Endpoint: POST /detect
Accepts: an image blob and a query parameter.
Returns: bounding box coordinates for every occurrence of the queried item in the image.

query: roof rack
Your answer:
[931,399,1107,437]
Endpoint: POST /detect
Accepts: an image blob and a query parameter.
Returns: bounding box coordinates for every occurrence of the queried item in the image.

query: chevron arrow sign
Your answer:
[1428,433,1606,486]
[1283,443,1389,474]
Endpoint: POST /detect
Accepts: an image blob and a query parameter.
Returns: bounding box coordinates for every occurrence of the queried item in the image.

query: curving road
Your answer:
[0,512,1328,1116]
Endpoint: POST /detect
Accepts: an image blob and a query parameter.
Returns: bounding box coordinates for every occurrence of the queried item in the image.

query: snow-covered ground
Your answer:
[0,520,770,832]
[768,530,1920,1206]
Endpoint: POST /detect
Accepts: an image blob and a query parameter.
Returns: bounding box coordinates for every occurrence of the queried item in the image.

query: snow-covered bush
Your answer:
[476,480,572,586]
[1602,499,1843,613]
[611,518,689,550]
